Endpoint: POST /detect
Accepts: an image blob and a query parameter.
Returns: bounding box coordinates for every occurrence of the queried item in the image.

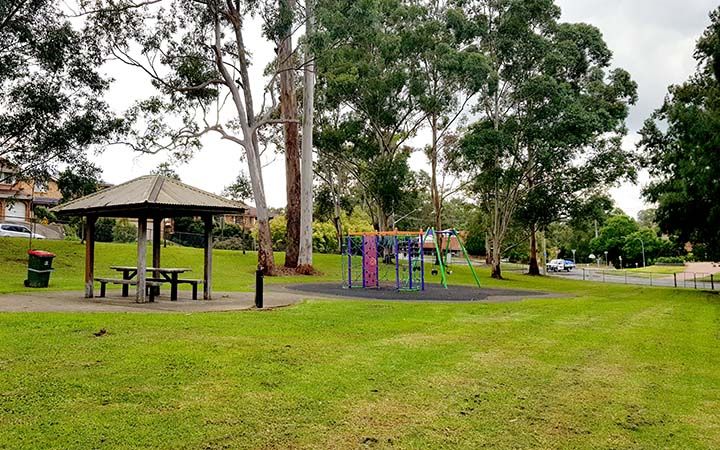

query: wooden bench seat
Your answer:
[94,278,162,301]
[176,279,203,300]
[146,277,203,301]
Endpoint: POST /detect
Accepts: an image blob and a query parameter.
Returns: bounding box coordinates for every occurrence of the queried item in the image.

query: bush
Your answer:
[655,256,685,264]
[214,237,252,251]
[94,218,116,242]
[33,206,57,224]
[113,219,137,243]
[63,224,80,241]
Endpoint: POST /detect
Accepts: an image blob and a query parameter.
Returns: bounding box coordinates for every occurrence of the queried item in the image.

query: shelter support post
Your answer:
[203,215,213,300]
[152,217,162,296]
[136,216,148,303]
[84,215,96,298]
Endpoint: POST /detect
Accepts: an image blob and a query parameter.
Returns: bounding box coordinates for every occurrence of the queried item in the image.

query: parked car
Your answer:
[546,259,566,272]
[0,223,45,239]
[563,260,576,271]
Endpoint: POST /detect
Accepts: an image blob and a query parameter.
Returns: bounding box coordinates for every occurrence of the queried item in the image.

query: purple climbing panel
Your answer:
[363,236,378,288]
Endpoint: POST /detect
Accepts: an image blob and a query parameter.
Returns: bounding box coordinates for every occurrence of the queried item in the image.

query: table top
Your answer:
[110,266,192,273]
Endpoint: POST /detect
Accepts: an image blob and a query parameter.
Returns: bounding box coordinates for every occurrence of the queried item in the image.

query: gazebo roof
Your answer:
[53,175,247,217]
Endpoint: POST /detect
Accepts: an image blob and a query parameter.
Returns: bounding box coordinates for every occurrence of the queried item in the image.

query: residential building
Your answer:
[0,162,62,222]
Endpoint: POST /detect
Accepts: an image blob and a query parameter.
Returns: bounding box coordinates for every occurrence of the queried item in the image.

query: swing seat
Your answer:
[431,269,438,276]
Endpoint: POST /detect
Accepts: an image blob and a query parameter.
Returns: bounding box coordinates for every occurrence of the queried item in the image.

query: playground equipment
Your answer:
[342,231,425,291]
[423,228,481,289]
[341,228,481,291]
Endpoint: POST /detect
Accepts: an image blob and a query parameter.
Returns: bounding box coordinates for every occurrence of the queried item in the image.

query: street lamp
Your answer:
[633,236,646,268]
[572,249,576,264]
[604,251,608,267]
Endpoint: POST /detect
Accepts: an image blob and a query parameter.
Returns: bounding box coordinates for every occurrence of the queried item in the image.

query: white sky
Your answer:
[89,0,717,219]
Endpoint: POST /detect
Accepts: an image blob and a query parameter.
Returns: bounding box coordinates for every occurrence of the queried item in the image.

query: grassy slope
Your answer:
[2,238,720,448]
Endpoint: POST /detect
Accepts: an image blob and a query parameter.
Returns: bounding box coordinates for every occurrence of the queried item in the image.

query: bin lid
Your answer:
[28,250,56,258]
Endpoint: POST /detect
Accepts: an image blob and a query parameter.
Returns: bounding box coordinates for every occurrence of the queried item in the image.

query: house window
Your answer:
[0,171,15,185]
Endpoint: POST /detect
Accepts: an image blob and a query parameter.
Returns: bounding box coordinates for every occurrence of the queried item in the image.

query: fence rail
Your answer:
[577,268,717,291]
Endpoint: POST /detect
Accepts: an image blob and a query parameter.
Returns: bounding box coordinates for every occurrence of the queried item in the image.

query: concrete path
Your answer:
[0,290,306,313]
[0,283,557,313]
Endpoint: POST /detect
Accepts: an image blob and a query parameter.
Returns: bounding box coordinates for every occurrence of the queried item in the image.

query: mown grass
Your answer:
[1,286,719,448]
[2,238,720,448]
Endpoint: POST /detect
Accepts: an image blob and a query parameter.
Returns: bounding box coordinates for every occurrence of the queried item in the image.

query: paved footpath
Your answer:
[0,289,306,313]
[0,283,555,313]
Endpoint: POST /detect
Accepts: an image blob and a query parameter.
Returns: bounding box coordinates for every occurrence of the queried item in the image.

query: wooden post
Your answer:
[136,216,148,303]
[84,216,96,298]
[152,217,162,287]
[203,215,213,300]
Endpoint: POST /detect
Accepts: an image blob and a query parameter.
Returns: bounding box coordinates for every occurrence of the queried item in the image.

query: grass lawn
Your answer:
[1,238,720,448]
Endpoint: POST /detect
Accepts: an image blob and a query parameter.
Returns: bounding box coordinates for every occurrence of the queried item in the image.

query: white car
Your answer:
[546,259,566,272]
[0,223,45,239]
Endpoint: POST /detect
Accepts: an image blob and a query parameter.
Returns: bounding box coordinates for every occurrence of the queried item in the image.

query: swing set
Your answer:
[341,228,481,291]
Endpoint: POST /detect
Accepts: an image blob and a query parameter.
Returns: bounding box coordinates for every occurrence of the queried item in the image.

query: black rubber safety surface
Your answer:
[283,282,547,302]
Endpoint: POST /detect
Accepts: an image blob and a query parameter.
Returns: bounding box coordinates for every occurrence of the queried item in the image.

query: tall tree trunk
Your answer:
[279,0,300,268]
[216,14,275,274]
[298,0,315,271]
[491,234,503,279]
[528,224,540,275]
[485,231,492,265]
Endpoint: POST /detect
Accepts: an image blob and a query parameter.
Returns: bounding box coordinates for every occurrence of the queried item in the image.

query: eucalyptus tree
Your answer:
[453,0,636,278]
[313,0,428,230]
[82,0,301,274]
[415,0,489,232]
[639,7,720,260]
[0,0,121,181]
[262,0,301,268]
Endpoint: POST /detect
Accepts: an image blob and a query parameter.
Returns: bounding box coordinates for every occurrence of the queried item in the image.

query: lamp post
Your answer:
[604,251,608,267]
[572,249,576,264]
[619,255,623,269]
[633,236,646,268]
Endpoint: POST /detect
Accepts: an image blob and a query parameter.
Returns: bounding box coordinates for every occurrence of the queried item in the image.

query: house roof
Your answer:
[52,175,247,217]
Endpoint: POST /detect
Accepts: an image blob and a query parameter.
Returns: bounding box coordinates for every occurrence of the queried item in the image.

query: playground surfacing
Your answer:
[283,282,554,302]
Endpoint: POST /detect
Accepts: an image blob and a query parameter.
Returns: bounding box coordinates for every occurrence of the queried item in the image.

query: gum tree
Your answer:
[0,0,121,181]
[82,0,300,274]
[454,0,636,278]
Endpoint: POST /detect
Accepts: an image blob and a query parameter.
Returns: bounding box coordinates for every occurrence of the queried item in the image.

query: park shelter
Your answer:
[52,175,245,302]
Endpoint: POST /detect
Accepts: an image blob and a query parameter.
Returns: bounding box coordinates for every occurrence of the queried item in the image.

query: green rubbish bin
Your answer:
[24,250,56,288]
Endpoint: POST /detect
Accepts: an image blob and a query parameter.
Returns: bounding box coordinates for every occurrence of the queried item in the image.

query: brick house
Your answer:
[0,162,63,222]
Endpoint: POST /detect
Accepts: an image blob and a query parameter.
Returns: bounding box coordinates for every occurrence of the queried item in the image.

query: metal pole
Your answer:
[408,238,413,290]
[255,266,263,308]
[582,268,585,281]
[673,273,677,288]
[361,236,366,288]
[650,272,653,286]
[711,274,715,291]
[347,236,352,288]
[694,273,697,290]
[395,236,400,290]
[420,232,425,291]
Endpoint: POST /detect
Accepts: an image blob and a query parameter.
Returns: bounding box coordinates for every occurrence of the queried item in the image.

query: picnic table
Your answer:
[108,266,198,301]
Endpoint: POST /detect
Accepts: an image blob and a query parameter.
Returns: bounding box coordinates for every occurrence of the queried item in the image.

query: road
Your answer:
[547,267,718,291]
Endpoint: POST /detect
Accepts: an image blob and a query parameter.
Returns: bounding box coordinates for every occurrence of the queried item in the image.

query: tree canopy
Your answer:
[0,0,122,181]
[639,7,720,260]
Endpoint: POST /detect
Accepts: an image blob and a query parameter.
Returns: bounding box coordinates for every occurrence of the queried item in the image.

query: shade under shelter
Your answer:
[52,175,245,302]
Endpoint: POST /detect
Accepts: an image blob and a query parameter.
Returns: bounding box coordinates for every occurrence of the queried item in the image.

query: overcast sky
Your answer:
[90,0,717,219]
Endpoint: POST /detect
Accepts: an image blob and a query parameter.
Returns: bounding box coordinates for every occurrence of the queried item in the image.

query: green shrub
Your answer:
[655,256,685,264]
[94,218,116,242]
[113,219,137,243]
